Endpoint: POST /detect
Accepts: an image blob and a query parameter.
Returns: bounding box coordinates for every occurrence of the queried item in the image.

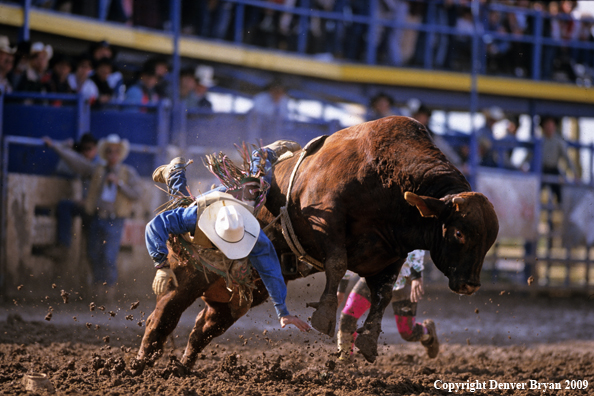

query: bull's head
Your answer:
[404,191,499,295]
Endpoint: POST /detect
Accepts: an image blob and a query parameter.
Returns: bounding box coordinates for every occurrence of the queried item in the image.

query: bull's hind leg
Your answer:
[134,284,201,374]
[181,281,252,368]
[311,244,347,337]
[354,261,401,363]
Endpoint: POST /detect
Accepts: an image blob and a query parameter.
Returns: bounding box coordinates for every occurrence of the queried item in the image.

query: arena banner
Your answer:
[475,170,539,240]
[562,185,594,248]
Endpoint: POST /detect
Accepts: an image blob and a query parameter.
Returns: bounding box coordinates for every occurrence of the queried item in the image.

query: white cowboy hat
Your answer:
[194,65,216,88]
[0,36,15,55]
[97,134,130,163]
[483,106,505,122]
[198,200,260,260]
[30,42,53,60]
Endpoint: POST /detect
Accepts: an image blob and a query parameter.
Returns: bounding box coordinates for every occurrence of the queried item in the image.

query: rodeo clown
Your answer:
[336,250,439,360]
[145,140,310,332]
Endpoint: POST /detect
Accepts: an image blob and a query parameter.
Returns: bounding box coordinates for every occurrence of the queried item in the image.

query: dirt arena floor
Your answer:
[1,277,593,395]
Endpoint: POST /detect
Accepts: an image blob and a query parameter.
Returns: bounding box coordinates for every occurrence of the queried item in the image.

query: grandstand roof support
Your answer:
[170,0,184,147]
[468,0,481,187]
[18,0,30,42]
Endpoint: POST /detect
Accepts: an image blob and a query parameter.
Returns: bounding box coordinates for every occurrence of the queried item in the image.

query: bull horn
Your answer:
[452,197,465,205]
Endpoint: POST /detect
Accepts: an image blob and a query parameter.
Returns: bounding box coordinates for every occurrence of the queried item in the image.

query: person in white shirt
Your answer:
[67,55,99,104]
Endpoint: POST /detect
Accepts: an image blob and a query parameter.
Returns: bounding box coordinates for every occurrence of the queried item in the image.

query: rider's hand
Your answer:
[280,315,311,332]
[42,136,54,148]
[410,278,424,303]
[152,267,178,295]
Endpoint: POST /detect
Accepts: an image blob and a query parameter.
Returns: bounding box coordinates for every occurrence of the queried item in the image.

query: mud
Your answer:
[1,288,593,395]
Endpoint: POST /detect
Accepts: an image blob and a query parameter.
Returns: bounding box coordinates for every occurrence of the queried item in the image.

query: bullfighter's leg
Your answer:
[392,287,440,358]
[355,261,402,363]
[311,244,347,337]
[337,278,371,360]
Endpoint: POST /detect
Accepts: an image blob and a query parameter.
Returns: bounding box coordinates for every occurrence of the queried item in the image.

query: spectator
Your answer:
[45,53,73,94]
[7,41,31,91]
[343,0,370,61]
[67,54,99,104]
[90,57,115,106]
[450,5,476,72]
[251,79,289,119]
[573,13,594,86]
[89,40,125,100]
[0,36,15,94]
[409,100,464,168]
[84,134,141,289]
[501,114,521,170]
[485,8,511,75]
[191,0,234,39]
[193,65,215,110]
[543,1,579,82]
[179,67,198,109]
[105,1,133,25]
[41,133,103,261]
[305,0,337,55]
[539,115,578,203]
[132,0,165,29]
[367,92,401,121]
[123,61,159,106]
[90,40,115,62]
[505,0,531,77]
[148,56,170,99]
[382,0,422,67]
[477,106,504,167]
[16,41,52,92]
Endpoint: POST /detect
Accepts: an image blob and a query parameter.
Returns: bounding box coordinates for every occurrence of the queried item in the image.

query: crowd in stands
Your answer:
[5,0,594,85]
[0,36,215,111]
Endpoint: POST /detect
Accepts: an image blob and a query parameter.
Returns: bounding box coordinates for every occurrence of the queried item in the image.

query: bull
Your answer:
[135,116,498,369]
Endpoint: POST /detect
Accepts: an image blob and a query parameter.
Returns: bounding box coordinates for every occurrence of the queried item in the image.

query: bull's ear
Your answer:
[404,192,446,218]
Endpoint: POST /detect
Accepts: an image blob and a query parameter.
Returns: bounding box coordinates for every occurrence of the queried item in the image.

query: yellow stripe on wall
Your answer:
[2,3,593,104]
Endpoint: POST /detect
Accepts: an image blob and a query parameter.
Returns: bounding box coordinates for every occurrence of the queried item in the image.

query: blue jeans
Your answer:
[87,217,125,286]
[145,165,290,318]
[56,199,87,247]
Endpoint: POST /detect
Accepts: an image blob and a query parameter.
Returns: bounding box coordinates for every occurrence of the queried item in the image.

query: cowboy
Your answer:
[145,140,310,331]
[85,134,141,288]
[0,36,15,94]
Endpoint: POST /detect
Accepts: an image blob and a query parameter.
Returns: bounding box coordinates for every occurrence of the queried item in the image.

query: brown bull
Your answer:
[259,115,499,361]
[135,116,498,369]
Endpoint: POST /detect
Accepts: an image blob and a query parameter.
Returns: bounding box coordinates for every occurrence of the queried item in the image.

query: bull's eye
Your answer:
[454,229,465,243]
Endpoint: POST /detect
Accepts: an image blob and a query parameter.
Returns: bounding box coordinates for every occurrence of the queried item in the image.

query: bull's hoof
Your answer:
[311,302,337,337]
[129,358,146,376]
[354,330,378,363]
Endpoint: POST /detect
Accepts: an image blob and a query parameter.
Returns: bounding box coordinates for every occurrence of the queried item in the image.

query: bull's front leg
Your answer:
[355,262,401,363]
[311,244,347,337]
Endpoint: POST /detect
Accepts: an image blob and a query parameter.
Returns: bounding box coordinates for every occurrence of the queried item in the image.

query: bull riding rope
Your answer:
[275,136,327,272]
